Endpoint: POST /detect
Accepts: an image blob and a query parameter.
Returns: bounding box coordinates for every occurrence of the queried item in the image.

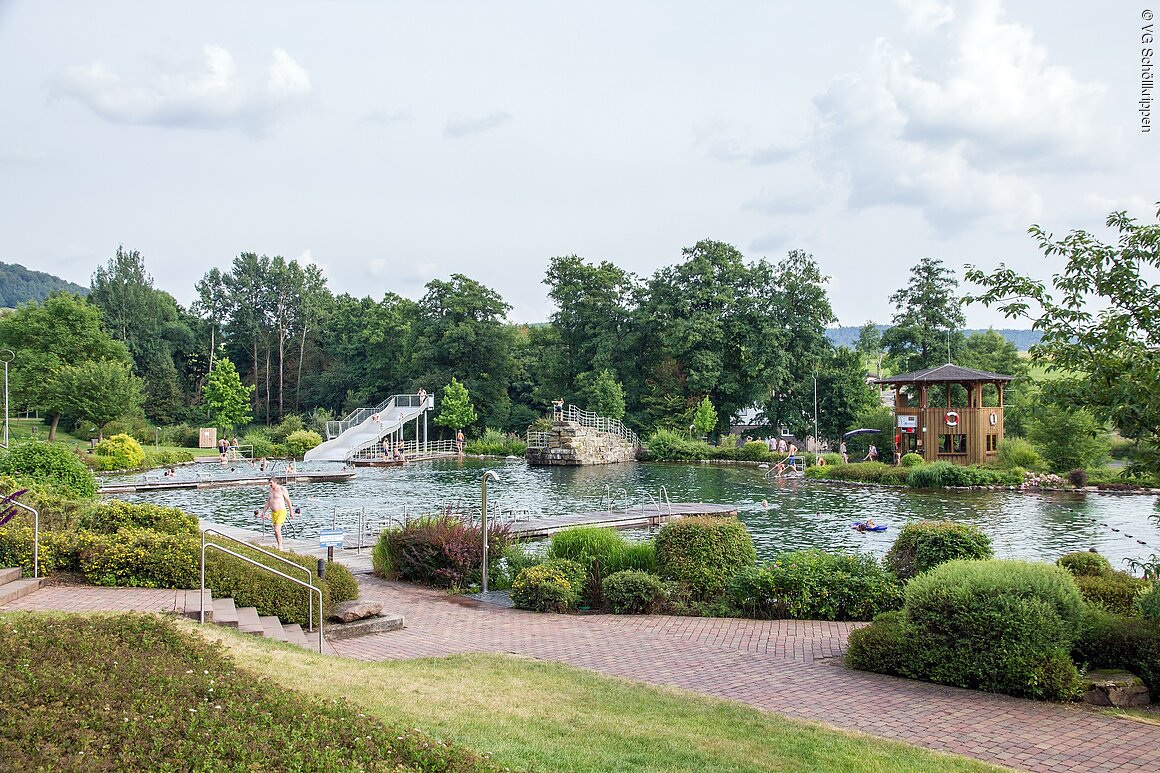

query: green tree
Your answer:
[854,322,883,378]
[202,357,253,432]
[692,396,718,437]
[882,257,966,373]
[434,377,477,432]
[573,369,626,421]
[1026,404,1110,473]
[0,292,131,440]
[965,206,1160,475]
[61,360,142,440]
[959,329,1027,379]
[815,346,877,442]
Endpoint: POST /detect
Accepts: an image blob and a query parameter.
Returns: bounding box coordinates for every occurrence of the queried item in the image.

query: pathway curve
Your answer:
[4,580,1159,773]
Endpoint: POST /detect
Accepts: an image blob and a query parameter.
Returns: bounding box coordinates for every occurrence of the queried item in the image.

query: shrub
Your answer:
[1137,582,1160,623]
[464,428,527,456]
[284,429,324,459]
[728,550,903,621]
[1068,468,1088,488]
[1073,607,1160,698]
[655,517,756,600]
[0,473,86,532]
[885,520,993,580]
[157,423,201,448]
[270,414,305,442]
[905,462,1020,488]
[1057,551,1112,578]
[643,428,713,461]
[376,516,512,588]
[899,452,924,467]
[142,449,195,467]
[78,528,201,588]
[241,430,278,460]
[548,526,646,605]
[92,434,146,470]
[1073,573,1148,616]
[0,524,64,575]
[997,437,1043,470]
[603,570,668,614]
[809,462,910,485]
[78,500,199,536]
[510,559,584,613]
[897,559,1085,700]
[0,440,97,498]
[846,611,922,677]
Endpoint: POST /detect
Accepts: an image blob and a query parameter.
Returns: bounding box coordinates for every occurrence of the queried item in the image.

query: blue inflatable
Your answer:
[852,522,888,532]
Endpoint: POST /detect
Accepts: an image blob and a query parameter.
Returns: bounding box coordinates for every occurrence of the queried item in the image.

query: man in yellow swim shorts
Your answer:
[258,477,294,550]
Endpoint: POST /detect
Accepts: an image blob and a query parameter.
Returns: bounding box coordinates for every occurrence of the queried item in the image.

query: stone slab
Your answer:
[329,600,384,623]
[1083,669,1151,708]
[325,613,404,640]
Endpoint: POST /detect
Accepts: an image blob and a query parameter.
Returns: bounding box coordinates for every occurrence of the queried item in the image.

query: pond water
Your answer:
[109,458,1160,571]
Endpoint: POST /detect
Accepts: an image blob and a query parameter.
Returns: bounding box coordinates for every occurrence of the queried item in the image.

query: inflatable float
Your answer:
[852,521,888,532]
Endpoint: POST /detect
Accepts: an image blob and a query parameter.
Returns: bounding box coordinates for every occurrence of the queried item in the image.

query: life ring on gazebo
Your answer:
[371,413,381,423]
[988,412,998,426]
[944,411,960,427]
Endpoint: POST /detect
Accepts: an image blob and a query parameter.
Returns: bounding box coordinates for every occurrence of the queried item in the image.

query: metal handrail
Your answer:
[349,438,459,462]
[658,485,672,516]
[200,542,324,653]
[201,528,316,632]
[561,404,640,447]
[525,430,551,449]
[6,499,38,578]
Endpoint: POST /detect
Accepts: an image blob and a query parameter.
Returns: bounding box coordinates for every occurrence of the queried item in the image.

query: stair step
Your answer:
[212,597,239,627]
[259,616,288,642]
[281,623,310,648]
[182,589,214,621]
[0,577,45,606]
[235,606,263,634]
[0,567,22,586]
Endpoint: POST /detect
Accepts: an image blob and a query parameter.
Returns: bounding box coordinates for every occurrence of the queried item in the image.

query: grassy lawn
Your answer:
[4,417,218,458]
[198,622,1007,773]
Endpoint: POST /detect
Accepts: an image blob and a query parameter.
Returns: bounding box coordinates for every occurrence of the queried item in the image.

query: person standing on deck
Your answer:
[257,477,294,551]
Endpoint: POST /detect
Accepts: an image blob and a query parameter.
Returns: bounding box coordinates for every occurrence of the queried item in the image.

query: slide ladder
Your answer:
[305,393,433,462]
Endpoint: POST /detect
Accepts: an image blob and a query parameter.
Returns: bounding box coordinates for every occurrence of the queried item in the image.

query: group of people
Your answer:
[216,436,239,463]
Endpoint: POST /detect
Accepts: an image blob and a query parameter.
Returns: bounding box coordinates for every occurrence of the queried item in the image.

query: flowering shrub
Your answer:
[79,500,198,536]
[511,559,585,612]
[729,550,902,621]
[1022,471,1066,489]
[91,433,146,471]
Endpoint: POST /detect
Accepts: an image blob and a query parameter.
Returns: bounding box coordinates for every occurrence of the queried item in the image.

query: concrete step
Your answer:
[212,597,239,627]
[259,615,288,642]
[235,606,263,634]
[0,576,45,606]
[182,589,214,621]
[0,567,23,586]
[324,614,405,641]
[282,622,310,649]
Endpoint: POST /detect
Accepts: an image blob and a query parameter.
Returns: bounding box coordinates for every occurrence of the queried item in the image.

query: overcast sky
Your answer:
[0,0,1154,327]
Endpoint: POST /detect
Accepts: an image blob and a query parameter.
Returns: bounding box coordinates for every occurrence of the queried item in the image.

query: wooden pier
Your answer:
[99,470,357,495]
[507,503,738,539]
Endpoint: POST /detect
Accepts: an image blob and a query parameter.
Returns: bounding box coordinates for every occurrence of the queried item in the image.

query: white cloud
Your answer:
[896,0,954,31]
[49,45,311,134]
[443,111,511,139]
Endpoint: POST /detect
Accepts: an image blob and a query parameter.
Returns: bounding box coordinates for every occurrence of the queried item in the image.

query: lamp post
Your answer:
[480,470,500,594]
[813,376,819,464]
[0,349,13,449]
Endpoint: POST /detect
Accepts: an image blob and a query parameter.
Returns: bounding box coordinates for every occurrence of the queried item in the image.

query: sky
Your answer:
[0,0,1155,327]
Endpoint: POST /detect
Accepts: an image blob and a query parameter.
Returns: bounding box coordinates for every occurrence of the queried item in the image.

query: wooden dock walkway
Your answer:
[506,503,738,538]
[99,470,357,495]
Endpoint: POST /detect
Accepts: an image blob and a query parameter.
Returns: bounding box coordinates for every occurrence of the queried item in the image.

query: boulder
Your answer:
[1082,669,1151,708]
[329,601,384,623]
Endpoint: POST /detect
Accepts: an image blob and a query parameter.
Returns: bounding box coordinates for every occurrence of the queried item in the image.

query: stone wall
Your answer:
[526,420,638,466]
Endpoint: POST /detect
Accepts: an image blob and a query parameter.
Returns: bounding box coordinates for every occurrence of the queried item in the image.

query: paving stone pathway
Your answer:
[5,579,1159,773]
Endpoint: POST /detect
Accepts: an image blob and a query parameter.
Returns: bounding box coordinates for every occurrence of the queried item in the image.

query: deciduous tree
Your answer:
[434,377,477,432]
[202,357,253,433]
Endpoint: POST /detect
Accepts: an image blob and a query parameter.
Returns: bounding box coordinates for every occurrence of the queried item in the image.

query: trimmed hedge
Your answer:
[885,520,993,580]
[1073,608,1160,698]
[511,559,585,613]
[729,550,903,621]
[849,559,1085,701]
[78,500,199,536]
[79,527,199,588]
[0,441,97,499]
[1057,551,1113,578]
[602,570,668,614]
[1073,573,1148,616]
[655,517,756,600]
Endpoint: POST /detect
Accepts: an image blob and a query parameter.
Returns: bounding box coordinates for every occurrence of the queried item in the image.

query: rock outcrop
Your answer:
[526,420,637,466]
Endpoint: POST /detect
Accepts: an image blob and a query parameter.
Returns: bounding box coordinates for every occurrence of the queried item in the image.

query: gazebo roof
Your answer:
[874,363,1015,385]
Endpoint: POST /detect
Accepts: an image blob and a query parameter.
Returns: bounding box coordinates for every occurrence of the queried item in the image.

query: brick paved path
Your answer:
[5,580,1160,772]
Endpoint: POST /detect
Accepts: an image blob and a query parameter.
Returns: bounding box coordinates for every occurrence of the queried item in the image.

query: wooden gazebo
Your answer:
[874,364,1015,466]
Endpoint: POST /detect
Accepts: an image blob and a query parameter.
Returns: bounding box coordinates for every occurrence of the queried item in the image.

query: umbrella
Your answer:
[842,428,883,438]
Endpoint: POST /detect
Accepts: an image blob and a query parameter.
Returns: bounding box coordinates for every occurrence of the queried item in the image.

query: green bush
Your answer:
[510,559,585,613]
[899,453,924,467]
[1073,607,1160,698]
[270,414,305,442]
[728,550,903,621]
[655,517,755,600]
[241,430,278,459]
[644,428,713,461]
[376,516,512,588]
[885,520,993,580]
[0,440,97,498]
[547,527,649,605]
[897,559,1084,700]
[1057,551,1113,577]
[905,462,1020,488]
[284,429,324,459]
[602,570,668,614]
[846,611,920,677]
[1074,573,1148,615]
[371,531,393,577]
[92,434,146,470]
[464,428,527,456]
[0,473,86,532]
[157,423,201,448]
[78,528,200,588]
[997,437,1043,470]
[141,449,195,467]
[1137,583,1160,623]
[78,500,199,536]
[808,462,910,485]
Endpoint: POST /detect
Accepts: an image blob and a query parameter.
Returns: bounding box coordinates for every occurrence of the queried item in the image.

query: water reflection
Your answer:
[109,459,1160,571]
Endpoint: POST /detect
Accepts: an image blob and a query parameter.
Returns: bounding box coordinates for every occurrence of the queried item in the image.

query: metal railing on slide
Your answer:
[199,528,323,651]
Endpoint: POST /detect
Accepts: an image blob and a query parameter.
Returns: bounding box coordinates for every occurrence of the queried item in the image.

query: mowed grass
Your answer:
[198,622,1008,773]
[4,417,218,458]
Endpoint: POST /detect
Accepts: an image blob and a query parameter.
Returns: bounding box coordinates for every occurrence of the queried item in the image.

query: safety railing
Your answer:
[200,528,321,647]
[525,430,551,449]
[348,438,459,462]
[3,496,38,578]
[326,393,433,440]
[560,404,640,447]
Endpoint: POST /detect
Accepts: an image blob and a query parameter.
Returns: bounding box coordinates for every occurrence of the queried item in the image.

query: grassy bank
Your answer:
[201,622,1005,773]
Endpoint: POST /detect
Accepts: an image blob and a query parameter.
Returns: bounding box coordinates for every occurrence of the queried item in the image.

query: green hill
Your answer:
[0,261,89,307]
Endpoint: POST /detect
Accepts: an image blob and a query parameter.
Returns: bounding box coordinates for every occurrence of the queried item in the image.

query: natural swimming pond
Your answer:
[109,458,1160,571]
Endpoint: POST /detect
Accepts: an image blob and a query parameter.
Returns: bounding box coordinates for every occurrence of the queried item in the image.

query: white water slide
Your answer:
[305,393,434,462]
